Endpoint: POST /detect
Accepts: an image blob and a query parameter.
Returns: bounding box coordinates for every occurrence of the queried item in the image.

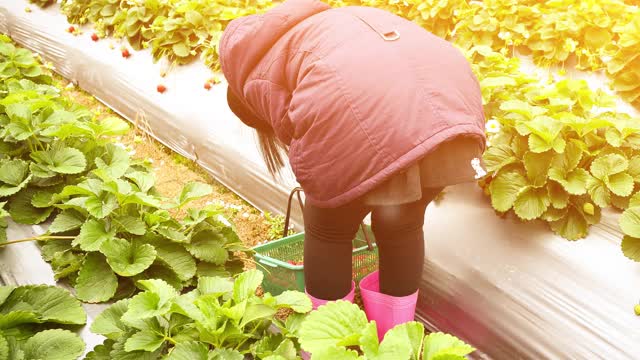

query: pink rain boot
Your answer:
[305,281,356,309]
[359,271,419,340]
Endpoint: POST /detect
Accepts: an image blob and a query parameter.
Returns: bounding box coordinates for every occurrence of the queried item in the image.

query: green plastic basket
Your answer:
[253,226,379,296]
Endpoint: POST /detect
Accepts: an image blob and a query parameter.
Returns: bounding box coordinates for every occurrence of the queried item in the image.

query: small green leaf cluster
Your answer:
[58,0,275,68]
[0,34,51,85]
[620,193,640,262]
[0,284,87,360]
[0,202,7,244]
[469,46,640,243]
[298,301,475,360]
[326,0,466,40]
[41,164,249,302]
[87,270,311,359]
[28,0,56,7]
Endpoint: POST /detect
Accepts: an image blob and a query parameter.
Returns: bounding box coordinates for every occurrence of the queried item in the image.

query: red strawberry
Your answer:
[67,26,75,33]
[204,82,212,90]
[156,84,166,93]
[91,33,99,42]
[121,48,131,58]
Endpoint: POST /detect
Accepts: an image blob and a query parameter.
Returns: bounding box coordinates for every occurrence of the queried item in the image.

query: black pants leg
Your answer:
[371,187,443,297]
[303,199,370,300]
[303,187,443,300]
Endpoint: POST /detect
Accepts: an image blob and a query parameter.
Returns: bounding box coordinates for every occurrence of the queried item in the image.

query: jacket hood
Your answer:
[219,0,331,129]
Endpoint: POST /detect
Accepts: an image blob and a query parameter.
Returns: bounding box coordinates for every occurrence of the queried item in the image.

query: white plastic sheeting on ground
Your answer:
[1,0,640,359]
[0,220,107,356]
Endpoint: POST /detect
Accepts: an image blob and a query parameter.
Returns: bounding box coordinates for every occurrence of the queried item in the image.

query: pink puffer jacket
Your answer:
[220,0,486,208]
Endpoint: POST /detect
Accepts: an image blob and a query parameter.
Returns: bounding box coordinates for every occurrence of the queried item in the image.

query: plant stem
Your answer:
[0,235,74,247]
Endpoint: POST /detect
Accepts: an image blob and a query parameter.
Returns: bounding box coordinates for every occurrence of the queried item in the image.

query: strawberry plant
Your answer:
[471,46,640,242]
[0,35,51,84]
[115,0,171,50]
[31,171,250,302]
[0,202,7,244]
[0,284,87,360]
[298,301,475,360]
[608,15,640,108]
[86,270,311,359]
[619,192,640,262]
[28,0,55,7]
[60,0,91,25]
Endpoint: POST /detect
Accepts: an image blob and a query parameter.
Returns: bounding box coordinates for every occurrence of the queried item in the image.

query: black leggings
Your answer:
[303,187,443,299]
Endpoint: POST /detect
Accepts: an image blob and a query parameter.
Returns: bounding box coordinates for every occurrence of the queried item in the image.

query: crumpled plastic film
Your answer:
[0,220,108,356]
[418,185,640,359]
[2,1,640,359]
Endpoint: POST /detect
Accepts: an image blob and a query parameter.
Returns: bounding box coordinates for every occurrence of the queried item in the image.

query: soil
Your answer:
[56,76,275,253]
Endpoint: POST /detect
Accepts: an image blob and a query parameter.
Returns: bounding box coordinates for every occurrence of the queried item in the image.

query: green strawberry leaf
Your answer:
[0,159,29,186]
[85,193,119,219]
[591,154,628,180]
[551,140,582,172]
[165,341,208,360]
[151,240,196,281]
[274,291,312,313]
[22,329,84,360]
[75,253,118,303]
[73,219,116,251]
[381,322,424,360]
[31,146,87,175]
[124,330,165,352]
[0,333,7,360]
[550,207,588,240]
[121,280,176,324]
[630,192,640,208]
[548,181,570,209]
[94,116,130,138]
[299,301,369,354]
[620,207,640,238]
[548,168,589,195]
[49,209,85,234]
[177,182,212,208]
[233,269,263,303]
[541,206,568,222]
[604,127,623,147]
[90,299,130,340]
[587,177,611,208]
[185,230,228,264]
[125,171,155,193]
[309,347,361,360]
[514,186,550,221]
[8,188,54,224]
[0,285,86,325]
[84,340,115,360]
[628,156,640,182]
[112,215,146,236]
[197,276,234,296]
[606,173,634,197]
[482,145,517,173]
[489,168,528,212]
[94,144,130,179]
[208,348,244,360]
[523,151,553,186]
[422,332,475,360]
[621,236,640,262]
[100,239,157,277]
